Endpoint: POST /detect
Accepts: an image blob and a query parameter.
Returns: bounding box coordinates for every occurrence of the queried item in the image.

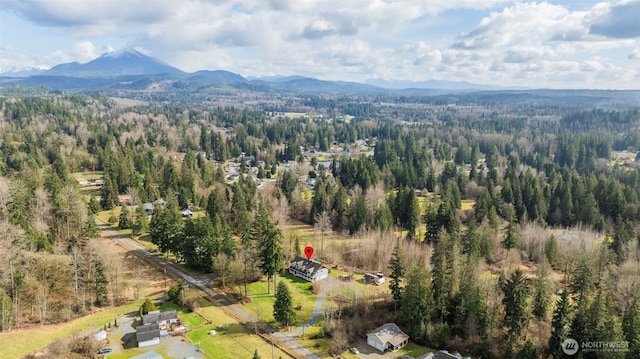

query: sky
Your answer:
[0,0,639,89]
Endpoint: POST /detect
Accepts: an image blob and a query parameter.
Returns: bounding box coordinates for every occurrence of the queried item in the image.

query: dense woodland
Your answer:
[0,90,639,358]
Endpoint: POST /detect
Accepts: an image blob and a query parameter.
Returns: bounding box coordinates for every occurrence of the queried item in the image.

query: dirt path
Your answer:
[98,224,321,359]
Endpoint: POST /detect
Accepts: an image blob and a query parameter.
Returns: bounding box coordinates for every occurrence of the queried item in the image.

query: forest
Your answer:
[0,89,639,358]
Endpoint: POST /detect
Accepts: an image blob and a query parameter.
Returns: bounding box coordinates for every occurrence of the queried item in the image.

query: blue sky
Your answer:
[1,0,638,89]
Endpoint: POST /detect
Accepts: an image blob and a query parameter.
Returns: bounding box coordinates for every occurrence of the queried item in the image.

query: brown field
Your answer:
[0,233,175,359]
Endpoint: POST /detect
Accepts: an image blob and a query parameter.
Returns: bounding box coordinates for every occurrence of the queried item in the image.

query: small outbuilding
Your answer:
[94,329,107,341]
[366,323,409,352]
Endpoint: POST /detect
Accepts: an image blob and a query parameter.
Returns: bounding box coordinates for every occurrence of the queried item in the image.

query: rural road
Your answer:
[98,224,322,359]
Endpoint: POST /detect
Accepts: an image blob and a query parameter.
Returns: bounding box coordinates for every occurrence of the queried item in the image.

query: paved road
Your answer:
[98,224,321,359]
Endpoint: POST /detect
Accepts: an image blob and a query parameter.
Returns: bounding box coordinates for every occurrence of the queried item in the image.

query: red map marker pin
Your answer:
[304,246,314,260]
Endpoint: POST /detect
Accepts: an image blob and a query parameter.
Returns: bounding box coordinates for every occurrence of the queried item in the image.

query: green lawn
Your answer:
[398,343,437,358]
[242,272,317,328]
[186,297,290,359]
[106,348,170,359]
[0,298,150,359]
[461,199,476,211]
[71,171,104,180]
[158,301,207,329]
[294,323,331,356]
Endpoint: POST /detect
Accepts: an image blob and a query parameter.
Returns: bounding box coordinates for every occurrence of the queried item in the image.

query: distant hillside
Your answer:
[365,78,511,91]
[188,70,247,83]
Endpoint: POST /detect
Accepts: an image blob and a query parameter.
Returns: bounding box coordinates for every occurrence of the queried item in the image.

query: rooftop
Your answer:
[142,310,178,325]
[289,256,325,276]
[368,323,409,346]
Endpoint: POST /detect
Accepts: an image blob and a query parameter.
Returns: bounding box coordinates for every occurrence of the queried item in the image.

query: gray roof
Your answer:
[142,310,178,325]
[367,323,409,346]
[433,350,464,359]
[131,351,163,359]
[136,323,160,342]
[289,256,326,277]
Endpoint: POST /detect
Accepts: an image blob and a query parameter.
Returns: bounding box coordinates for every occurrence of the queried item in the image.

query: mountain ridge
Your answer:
[0,49,506,92]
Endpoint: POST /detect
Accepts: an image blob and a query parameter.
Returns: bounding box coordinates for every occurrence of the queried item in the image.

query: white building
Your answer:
[288,256,329,282]
[366,323,409,352]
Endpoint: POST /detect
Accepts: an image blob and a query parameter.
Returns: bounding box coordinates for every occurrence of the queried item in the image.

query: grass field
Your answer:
[398,343,436,358]
[71,171,104,180]
[0,299,148,359]
[242,272,317,327]
[186,297,290,359]
[106,348,171,359]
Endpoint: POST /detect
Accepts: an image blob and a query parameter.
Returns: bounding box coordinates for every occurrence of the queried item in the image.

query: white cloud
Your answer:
[1,0,638,88]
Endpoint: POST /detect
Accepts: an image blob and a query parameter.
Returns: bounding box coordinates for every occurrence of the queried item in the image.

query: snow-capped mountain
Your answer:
[43,49,184,77]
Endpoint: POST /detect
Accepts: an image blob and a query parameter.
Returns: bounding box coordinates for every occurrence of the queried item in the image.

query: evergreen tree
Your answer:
[132,204,149,235]
[500,270,530,339]
[100,173,119,210]
[0,288,14,330]
[168,283,183,302]
[149,200,183,256]
[431,231,460,323]
[273,281,296,327]
[93,251,109,306]
[623,298,640,359]
[293,236,301,257]
[532,261,551,319]
[84,216,100,239]
[452,257,486,339]
[610,215,635,264]
[388,241,405,307]
[462,218,481,259]
[544,235,559,267]
[118,207,132,229]
[570,256,594,304]
[405,189,421,240]
[348,192,367,234]
[400,265,434,345]
[139,298,157,316]
[252,349,261,359]
[88,196,101,215]
[206,188,222,224]
[502,208,519,250]
[254,205,284,294]
[548,289,571,359]
[517,340,539,359]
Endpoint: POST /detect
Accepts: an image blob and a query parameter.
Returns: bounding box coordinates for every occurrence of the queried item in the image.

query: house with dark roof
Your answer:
[136,323,160,348]
[418,350,471,359]
[142,310,178,326]
[366,323,409,352]
[288,256,329,282]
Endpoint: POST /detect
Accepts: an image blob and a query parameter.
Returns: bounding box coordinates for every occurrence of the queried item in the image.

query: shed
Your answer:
[94,329,107,341]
